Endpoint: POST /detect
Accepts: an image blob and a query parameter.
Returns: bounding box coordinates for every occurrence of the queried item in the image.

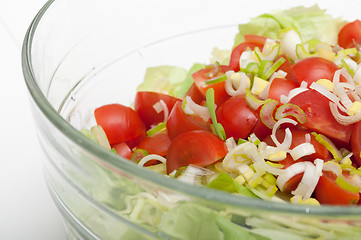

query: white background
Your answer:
[0,0,66,239]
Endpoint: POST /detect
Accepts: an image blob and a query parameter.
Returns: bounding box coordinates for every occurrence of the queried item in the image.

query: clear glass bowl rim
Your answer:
[22,0,361,217]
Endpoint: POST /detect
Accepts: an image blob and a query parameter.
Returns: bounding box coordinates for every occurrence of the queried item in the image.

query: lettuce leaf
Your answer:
[207,172,258,198]
[233,5,346,47]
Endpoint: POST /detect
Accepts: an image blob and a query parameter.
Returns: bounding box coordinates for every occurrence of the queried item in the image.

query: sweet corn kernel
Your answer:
[268,150,287,161]
[348,101,361,116]
[251,77,269,96]
[317,48,336,61]
[315,79,334,92]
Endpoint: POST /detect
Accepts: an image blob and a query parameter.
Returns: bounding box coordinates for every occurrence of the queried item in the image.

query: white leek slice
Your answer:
[277,161,313,192]
[280,29,302,61]
[289,143,316,161]
[138,154,166,167]
[330,101,361,125]
[224,71,250,96]
[271,118,297,151]
[184,96,211,122]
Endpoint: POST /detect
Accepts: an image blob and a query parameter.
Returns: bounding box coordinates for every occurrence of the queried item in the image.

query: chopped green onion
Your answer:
[146,122,167,137]
[258,60,273,78]
[206,88,226,140]
[205,74,227,85]
[313,133,342,161]
[80,128,98,142]
[110,148,118,154]
[335,175,360,194]
[341,59,355,77]
[262,57,285,79]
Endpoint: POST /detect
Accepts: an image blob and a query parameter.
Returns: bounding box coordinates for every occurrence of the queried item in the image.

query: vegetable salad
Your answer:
[82,5,361,206]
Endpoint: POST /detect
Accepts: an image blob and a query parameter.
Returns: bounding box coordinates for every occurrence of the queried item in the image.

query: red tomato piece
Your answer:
[112,142,133,160]
[263,127,332,161]
[137,132,171,156]
[192,65,232,106]
[244,34,268,46]
[185,83,206,105]
[289,89,352,144]
[268,78,299,103]
[216,95,259,140]
[166,130,228,174]
[134,91,180,129]
[338,20,361,49]
[94,104,146,145]
[292,57,341,85]
[229,42,263,72]
[351,120,361,166]
[314,171,360,205]
[166,101,210,140]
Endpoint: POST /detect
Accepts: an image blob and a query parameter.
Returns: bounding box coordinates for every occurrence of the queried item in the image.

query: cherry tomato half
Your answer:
[216,95,259,140]
[94,104,145,145]
[135,91,180,129]
[192,65,233,106]
[166,130,228,174]
[292,57,341,85]
[289,89,352,144]
[314,171,360,205]
[229,42,263,72]
[351,120,361,166]
[268,78,299,103]
[166,101,210,140]
[137,132,171,156]
[338,20,361,49]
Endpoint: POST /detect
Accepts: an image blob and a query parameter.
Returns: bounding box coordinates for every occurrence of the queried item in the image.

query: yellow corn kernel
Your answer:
[268,150,287,161]
[317,48,336,61]
[251,77,269,96]
[348,101,361,116]
[315,79,334,92]
[291,196,320,206]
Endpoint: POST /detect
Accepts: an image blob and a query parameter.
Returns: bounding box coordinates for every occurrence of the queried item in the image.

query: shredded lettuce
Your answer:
[136,65,188,96]
[234,5,345,47]
[207,172,258,198]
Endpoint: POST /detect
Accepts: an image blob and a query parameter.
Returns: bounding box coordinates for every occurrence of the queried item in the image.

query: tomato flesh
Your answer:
[135,91,180,129]
[166,130,228,174]
[289,89,352,144]
[292,57,341,85]
[94,104,146,145]
[314,171,360,205]
[216,95,259,140]
[166,101,210,140]
[338,20,361,48]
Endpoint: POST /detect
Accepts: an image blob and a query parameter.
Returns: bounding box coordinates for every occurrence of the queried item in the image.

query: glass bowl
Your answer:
[22,0,361,239]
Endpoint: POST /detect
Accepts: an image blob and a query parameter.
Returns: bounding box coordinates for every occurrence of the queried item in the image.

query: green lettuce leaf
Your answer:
[207,172,258,198]
[233,5,346,47]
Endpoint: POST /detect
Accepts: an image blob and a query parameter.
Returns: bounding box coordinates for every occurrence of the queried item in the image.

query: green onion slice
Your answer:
[206,88,226,140]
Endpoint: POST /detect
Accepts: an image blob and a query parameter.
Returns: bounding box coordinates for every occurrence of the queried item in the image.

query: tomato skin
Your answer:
[263,127,332,162]
[338,20,361,48]
[166,130,228,174]
[314,171,360,205]
[229,42,263,72]
[216,95,259,140]
[192,65,232,106]
[134,91,180,129]
[137,132,171,156]
[244,34,268,46]
[112,142,133,160]
[351,121,361,166]
[289,89,352,144]
[94,104,146,145]
[185,83,205,105]
[166,101,210,140]
[292,57,341,85]
[268,78,299,103]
